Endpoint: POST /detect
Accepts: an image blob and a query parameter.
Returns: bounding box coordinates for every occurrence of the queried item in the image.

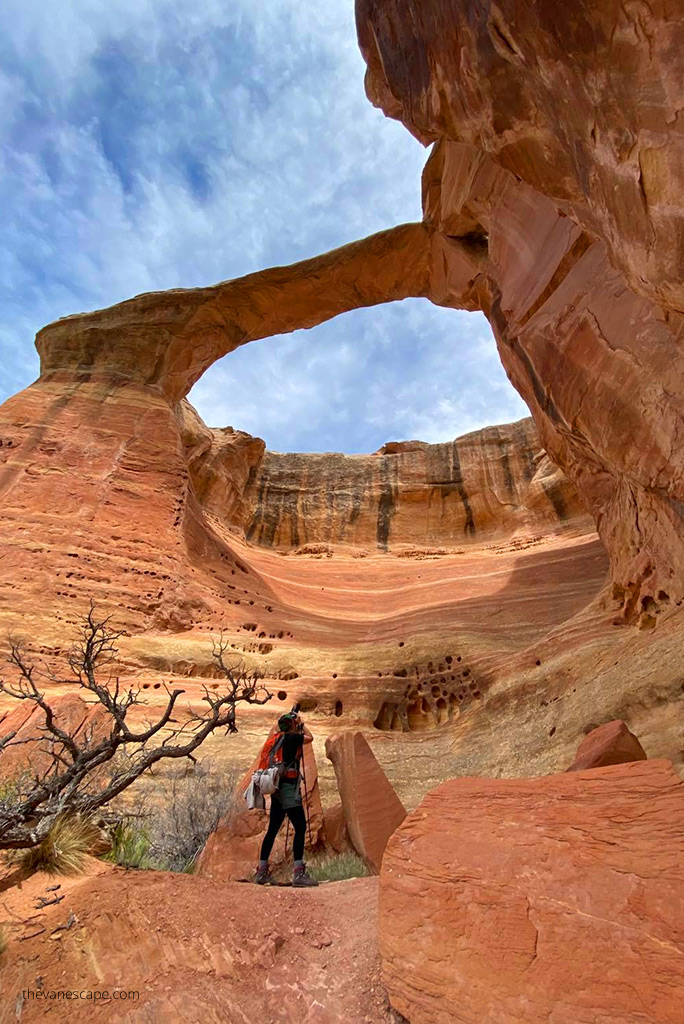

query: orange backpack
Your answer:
[257,732,286,772]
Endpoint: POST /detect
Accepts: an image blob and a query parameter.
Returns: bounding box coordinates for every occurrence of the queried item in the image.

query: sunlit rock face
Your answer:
[380,761,684,1023]
[357,0,684,625]
[186,411,586,552]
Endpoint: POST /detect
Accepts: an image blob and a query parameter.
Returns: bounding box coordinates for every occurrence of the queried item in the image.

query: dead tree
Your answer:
[0,605,271,850]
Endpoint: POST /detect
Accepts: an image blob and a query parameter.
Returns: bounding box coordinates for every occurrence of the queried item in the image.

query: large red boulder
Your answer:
[380,761,684,1024]
[567,719,647,772]
[325,731,406,873]
[0,693,109,779]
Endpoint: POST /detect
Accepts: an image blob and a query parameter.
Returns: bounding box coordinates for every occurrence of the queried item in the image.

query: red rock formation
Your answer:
[0,693,108,779]
[567,719,647,773]
[226,417,586,551]
[356,0,684,621]
[325,731,406,873]
[322,802,351,854]
[380,760,684,1023]
[0,867,384,1023]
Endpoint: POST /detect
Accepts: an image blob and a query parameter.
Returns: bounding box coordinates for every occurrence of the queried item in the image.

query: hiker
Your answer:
[254,711,319,887]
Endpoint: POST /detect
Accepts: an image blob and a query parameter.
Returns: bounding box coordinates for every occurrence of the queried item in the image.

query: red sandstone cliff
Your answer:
[182,409,586,552]
[356,0,684,623]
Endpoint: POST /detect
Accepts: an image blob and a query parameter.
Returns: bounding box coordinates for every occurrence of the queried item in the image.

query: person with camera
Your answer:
[254,706,319,887]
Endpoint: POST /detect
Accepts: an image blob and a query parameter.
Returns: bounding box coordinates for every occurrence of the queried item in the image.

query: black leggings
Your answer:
[260,800,307,862]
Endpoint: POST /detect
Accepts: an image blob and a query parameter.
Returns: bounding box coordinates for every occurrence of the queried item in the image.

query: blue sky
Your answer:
[0,0,528,453]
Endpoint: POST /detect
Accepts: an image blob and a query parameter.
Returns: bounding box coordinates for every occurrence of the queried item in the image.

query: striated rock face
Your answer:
[0,694,108,779]
[380,760,684,1024]
[187,411,586,552]
[237,418,584,551]
[567,719,647,773]
[357,0,684,621]
[322,802,352,854]
[325,731,406,873]
[0,867,383,1023]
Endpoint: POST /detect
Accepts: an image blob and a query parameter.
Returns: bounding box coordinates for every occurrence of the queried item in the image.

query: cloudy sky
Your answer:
[0,0,528,453]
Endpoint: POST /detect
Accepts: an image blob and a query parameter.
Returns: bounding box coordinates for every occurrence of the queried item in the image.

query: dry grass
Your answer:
[106,759,240,873]
[17,813,109,876]
[307,850,370,882]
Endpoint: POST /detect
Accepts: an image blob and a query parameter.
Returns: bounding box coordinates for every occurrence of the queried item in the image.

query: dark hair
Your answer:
[278,714,294,733]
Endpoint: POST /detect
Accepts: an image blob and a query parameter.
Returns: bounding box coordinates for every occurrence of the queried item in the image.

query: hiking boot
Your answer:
[293,866,319,887]
[254,865,273,885]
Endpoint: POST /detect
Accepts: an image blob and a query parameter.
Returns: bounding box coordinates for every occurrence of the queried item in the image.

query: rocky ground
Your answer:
[0,862,390,1024]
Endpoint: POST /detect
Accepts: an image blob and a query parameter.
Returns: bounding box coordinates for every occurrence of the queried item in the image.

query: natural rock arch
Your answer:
[31,148,683,625]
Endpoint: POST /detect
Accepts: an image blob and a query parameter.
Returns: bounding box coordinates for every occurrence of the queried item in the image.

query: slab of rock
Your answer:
[322,802,351,854]
[380,760,684,1024]
[0,694,109,779]
[325,731,406,873]
[567,720,647,772]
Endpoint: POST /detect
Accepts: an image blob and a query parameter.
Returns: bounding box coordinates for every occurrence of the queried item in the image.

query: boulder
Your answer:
[322,802,351,854]
[567,720,647,772]
[325,731,406,873]
[380,760,684,1024]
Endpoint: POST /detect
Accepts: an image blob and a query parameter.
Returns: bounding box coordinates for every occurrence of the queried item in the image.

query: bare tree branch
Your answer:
[0,613,271,850]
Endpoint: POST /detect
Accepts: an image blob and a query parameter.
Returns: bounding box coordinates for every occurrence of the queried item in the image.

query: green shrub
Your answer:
[104,820,156,870]
[307,850,370,882]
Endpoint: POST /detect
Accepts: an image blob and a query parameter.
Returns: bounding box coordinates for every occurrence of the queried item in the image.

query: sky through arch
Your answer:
[0,0,527,450]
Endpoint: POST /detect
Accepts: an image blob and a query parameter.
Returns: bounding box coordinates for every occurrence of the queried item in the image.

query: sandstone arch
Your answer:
[35,222,483,404]
[2,0,684,802]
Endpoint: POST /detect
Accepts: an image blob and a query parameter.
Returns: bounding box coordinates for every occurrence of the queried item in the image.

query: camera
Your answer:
[290,702,301,716]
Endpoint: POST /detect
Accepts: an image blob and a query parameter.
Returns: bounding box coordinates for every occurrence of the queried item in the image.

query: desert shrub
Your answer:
[307,850,370,882]
[0,771,31,814]
[17,813,109,875]
[147,760,239,872]
[106,759,239,873]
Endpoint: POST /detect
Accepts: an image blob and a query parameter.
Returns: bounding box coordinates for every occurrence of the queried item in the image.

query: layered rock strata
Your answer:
[191,413,586,552]
[356,0,684,619]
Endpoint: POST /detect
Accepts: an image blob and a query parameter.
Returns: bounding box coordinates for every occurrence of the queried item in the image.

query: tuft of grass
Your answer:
[17,814,109,876]
[104,820,156,870]
[307,850,370,883]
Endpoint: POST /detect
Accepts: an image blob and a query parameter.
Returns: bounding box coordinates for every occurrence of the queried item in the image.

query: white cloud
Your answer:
[0,0,530,451]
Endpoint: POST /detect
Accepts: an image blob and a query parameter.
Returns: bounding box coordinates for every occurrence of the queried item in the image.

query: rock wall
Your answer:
[356,0,684,621]
[185,410,586,552]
